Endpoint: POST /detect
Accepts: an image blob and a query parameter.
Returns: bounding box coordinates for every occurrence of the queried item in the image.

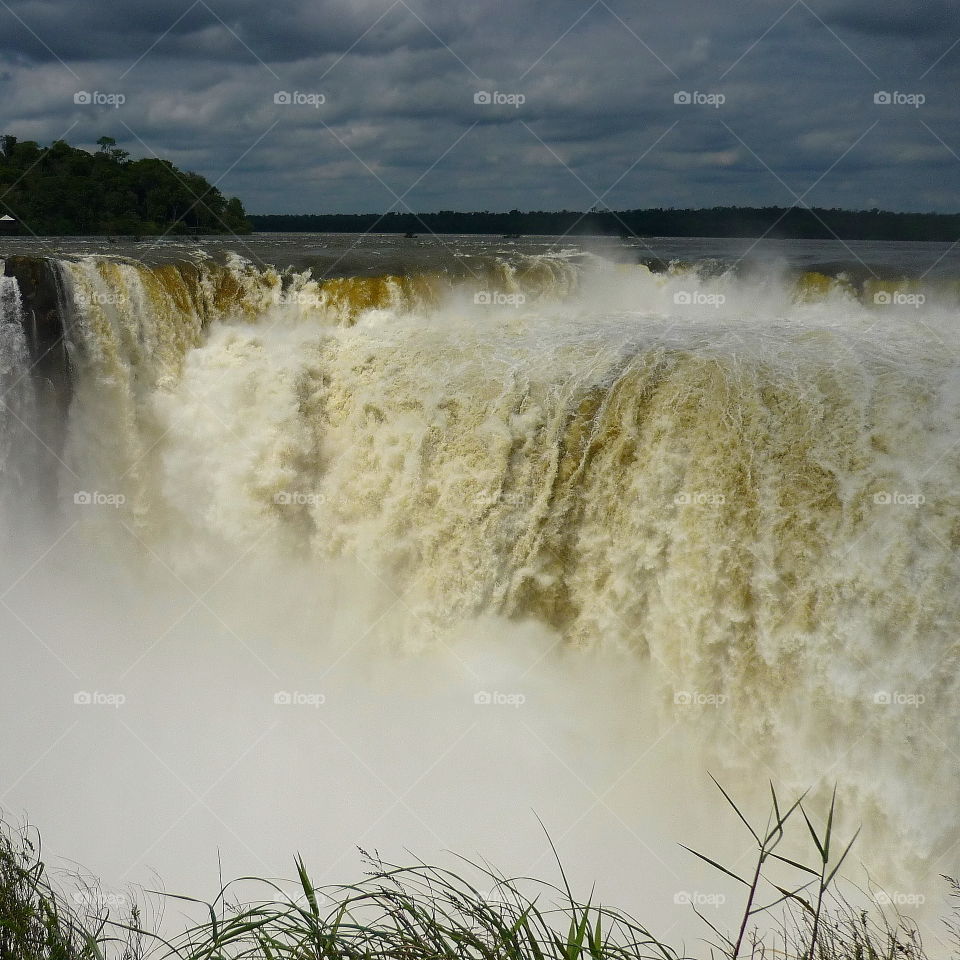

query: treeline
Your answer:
[250,207,960,241]
[0,135,251,235]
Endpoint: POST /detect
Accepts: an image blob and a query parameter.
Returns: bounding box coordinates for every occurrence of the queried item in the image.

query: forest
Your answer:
[2,134,956,242]
[250,207,960,241]
[0,135,251,235]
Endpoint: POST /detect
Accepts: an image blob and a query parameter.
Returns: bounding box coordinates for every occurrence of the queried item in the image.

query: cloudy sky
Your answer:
[0,0,958,213]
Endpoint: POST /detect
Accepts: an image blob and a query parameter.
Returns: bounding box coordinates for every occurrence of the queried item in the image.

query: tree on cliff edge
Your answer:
[0,135,252,236]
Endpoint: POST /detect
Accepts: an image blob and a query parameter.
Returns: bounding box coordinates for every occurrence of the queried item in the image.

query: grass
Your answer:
[0,782,953,960]
[0,819,144,960]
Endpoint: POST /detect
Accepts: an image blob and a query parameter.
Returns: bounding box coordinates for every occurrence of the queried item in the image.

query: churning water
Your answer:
[1,234,958,945]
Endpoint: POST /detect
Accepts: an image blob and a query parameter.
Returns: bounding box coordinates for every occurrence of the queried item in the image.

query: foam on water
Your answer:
[2,251,958,943]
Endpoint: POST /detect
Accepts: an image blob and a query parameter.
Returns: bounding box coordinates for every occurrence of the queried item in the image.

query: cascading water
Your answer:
[3,246,958,940]
[0,269,39,521]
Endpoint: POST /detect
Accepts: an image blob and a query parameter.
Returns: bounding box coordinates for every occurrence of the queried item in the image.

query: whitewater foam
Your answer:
[2,250,958,939]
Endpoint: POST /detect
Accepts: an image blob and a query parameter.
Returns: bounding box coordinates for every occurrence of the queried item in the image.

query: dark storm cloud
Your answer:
[1,0,959,213]
[0,0,446,63]
[819,0,958,38]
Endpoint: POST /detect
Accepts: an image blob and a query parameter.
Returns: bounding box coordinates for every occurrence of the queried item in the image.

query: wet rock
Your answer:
[2,256,72,453]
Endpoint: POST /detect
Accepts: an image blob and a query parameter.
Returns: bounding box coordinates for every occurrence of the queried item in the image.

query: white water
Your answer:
[1,252,958,947]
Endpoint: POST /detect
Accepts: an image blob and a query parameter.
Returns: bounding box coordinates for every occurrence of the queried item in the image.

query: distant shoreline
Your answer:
[249,207,960,242]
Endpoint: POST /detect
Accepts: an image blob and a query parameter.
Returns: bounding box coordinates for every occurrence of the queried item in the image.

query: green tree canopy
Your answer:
[0,135,251,236]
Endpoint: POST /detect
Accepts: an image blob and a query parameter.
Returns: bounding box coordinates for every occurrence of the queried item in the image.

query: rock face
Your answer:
[2,257,72,473]
[3,256,72,418]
